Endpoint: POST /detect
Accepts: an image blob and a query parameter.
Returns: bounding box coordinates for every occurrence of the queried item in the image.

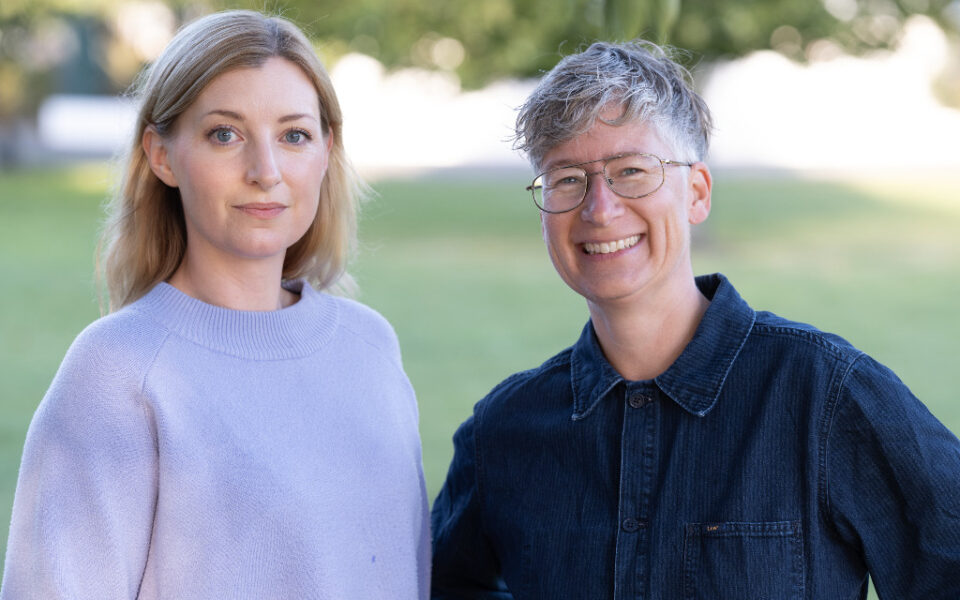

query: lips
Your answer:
[582,234,642,255]
[236,203,287,218]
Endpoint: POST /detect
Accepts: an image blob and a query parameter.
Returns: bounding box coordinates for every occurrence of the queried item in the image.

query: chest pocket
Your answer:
[682,520,804,600]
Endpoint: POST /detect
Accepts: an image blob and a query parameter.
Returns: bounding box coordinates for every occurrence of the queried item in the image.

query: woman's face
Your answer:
[144,57,331,273]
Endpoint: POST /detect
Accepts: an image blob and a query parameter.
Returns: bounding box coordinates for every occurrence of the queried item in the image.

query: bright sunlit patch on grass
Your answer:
[63,162,114,197]
[844,175,960,216]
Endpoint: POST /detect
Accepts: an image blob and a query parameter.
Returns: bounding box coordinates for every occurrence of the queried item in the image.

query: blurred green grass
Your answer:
[1,164,958,594]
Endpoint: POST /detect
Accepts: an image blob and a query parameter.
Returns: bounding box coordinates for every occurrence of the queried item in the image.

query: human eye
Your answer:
[546,168,585,188]
[282,128,313,145]
[611,156,655,180]
[617,166,647,178]
[207,126,238,145]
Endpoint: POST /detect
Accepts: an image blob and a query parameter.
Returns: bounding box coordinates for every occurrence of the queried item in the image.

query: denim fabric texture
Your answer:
[431,273,960,599]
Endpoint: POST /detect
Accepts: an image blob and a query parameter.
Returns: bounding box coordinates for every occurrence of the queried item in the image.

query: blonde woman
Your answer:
[0,11,428,599]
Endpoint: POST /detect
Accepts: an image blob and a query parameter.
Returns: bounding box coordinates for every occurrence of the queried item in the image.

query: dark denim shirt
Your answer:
[431,273,960,599]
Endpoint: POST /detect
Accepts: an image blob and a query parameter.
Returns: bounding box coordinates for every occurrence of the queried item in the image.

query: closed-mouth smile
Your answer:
[236,203,287,218]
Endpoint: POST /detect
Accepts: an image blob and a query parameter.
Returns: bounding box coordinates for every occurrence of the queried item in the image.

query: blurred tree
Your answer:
[1,0,958,164]
[208,0,959,87]
[0,0,194,164]
[3,0,958,98]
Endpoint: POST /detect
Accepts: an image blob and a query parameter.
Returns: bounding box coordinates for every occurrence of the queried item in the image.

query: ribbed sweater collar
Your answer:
[131,279,339,360]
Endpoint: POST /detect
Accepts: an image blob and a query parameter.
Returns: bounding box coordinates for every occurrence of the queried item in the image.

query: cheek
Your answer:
[289,155,329,197]
[169,148,223,201]
[648,194,687,228]
[660,206,693,255]
[540,216,564,252]
[541,216,580,275]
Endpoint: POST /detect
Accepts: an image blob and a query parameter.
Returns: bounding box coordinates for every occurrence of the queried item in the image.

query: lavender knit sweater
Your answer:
[0,280,429,599]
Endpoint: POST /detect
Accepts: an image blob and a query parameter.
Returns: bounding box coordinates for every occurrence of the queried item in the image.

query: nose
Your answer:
[580,170,623,226]
[245,141,282,190]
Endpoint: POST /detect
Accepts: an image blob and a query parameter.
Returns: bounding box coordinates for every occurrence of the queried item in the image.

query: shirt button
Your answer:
[628,394,650,409]
[621,518,642,532]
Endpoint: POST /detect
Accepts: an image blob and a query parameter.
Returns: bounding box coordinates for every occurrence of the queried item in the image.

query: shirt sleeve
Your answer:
[825,353,960,599]
[0,330,159,599]
[431,413,514,600]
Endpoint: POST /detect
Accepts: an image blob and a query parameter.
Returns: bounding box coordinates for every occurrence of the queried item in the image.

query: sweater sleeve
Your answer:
[0,322,160,599]
[825,354,960,599]
[431,413,514,600]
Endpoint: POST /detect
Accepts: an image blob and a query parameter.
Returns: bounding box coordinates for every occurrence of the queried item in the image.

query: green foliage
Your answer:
[1,0,956,119]
[209,0,960,87]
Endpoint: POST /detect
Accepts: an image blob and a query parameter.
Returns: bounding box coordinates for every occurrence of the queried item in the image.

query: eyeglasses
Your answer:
[526,153,694,214]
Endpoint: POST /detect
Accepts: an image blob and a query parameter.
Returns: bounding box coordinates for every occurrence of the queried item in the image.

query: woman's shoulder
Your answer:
[330,294,393,331]
[79,294,170,347]
[56,298,173,391]
[318,291,401,357]
[31,296,171,440]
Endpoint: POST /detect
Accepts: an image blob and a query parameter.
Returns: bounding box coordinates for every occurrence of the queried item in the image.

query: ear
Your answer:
[142,126,179,188]
[686,161,712,225]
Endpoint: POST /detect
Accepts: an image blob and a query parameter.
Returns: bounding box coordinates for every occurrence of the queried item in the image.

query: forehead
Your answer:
[540,118,672,171]
[189,57,321,118]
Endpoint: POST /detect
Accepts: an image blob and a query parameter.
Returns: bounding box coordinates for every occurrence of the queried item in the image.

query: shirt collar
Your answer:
[569,273,755,420]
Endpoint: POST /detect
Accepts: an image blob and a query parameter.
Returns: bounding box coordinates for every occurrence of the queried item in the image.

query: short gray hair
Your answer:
[515,40,713,170]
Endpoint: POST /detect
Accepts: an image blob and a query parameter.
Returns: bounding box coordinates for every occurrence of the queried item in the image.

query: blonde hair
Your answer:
[100,10,360,311]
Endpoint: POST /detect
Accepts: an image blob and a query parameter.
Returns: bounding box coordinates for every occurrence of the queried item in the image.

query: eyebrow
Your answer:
[203,109,319,124]
[542,152,638,171]
[542,155,606,171]
[542,157,575,170]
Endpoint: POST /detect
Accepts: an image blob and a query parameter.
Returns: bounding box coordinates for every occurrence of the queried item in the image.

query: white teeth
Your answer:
[584,235,641,255]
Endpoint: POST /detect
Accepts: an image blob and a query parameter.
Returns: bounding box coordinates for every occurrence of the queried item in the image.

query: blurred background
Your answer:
[2,0,959,594]
[3,0,960,170]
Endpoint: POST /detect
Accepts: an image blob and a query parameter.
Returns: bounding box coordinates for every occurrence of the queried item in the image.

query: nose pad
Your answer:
[580,172,623,225]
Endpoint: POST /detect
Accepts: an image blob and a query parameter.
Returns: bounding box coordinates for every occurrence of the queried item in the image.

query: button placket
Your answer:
[621,517,645,532]
[628,393,651,409]
[614,386,658,599]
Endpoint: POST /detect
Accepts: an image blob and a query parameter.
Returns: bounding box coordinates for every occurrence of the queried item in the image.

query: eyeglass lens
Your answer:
[533,154,665,212]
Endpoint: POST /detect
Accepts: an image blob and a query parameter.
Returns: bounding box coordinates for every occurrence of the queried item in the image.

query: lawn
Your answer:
[1,164,958,593]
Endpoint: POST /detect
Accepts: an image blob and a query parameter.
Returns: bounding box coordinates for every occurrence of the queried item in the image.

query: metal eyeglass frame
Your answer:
[526,152,694,214]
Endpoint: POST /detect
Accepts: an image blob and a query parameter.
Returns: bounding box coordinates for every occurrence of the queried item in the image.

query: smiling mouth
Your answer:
[582,234,642,255]
[236,203,287,218]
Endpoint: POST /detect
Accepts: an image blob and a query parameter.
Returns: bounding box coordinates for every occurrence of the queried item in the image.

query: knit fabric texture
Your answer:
[1,280,429,599]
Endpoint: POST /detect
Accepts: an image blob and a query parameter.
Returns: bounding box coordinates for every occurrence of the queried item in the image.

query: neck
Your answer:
[588,275,709,381]
[167,252,296,311]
